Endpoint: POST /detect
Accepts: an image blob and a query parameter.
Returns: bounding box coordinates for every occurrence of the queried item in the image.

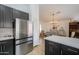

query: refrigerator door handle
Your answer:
[16,40,33,46]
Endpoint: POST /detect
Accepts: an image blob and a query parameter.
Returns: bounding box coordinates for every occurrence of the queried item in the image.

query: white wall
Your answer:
[5,4,40,46]
[58,20,69,37]
[40,20,69,36]
[29,5,40,46]
[40,21,51,32]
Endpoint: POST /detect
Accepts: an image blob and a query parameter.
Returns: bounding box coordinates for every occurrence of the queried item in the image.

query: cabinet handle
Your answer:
[1,45,2,52]
[3,45,5,52]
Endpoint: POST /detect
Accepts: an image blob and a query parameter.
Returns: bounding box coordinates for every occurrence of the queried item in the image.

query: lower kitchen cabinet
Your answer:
[45,40,61,55]
[45,40,79,55]
[0,39,14,55]
[62,45,79,55]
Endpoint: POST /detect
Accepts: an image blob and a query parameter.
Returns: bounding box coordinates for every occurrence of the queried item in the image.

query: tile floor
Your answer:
[27,39,45,55]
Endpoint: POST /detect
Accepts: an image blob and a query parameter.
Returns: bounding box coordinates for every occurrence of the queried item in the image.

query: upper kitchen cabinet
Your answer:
[0,4,29,28]
[13,9,29,20]
[0,5,13,28]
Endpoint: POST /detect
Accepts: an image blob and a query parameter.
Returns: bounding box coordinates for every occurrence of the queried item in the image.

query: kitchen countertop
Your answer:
[45,35,79,49]
[0,37,14,41]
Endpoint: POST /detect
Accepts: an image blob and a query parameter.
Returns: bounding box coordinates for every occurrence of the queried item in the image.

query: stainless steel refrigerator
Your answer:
[14,18,33,55]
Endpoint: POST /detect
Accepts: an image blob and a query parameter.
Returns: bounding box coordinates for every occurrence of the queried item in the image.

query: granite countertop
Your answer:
[45,35,79,49]
[0,37,14,41]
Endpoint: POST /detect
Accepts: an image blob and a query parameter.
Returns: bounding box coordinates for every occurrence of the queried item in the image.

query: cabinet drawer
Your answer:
[62,45,79,55]
[0,39,13,44]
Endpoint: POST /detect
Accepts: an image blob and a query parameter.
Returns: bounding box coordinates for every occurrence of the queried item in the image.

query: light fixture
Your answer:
[50,10,61,29]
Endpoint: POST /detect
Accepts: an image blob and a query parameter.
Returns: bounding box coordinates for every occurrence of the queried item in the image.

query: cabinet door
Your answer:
[62,45,79,55]
[20,11,29,20]
[3,40,14,55]
[13,9,21,19]
[0,44,3,55]
[0,5,13,28]
[0,5,5,27]
[45,40,61,55]
[0,41,7,55]
[45,40,49,54]
[4,6,13,28]
[0,40,14,55]
[13,9,29,20]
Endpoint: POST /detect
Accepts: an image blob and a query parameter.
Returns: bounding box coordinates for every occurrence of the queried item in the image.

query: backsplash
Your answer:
[0,28,13,37]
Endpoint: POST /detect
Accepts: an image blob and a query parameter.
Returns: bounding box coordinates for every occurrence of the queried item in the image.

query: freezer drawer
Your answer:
[16,37,33,45]
[16,41,33,55]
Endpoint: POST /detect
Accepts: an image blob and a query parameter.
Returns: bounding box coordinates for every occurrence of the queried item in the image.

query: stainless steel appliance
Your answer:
[14,18,33,55]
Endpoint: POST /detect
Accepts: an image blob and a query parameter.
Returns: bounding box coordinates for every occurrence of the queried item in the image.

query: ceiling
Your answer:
[39,4,79,22]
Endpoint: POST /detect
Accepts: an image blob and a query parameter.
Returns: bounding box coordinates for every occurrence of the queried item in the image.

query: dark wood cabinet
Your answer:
[62,45,79,55]
[45,40,61,55]
[4,6,13,28]
[13,9,29,20]
[0,39,14,55]
[69,22,79,37]
[13,9,21,19]
[0,5,13,28]
[0,4,29,55]
[0,4,29,28]
[0,5,5,28]
[45,40,79,55]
